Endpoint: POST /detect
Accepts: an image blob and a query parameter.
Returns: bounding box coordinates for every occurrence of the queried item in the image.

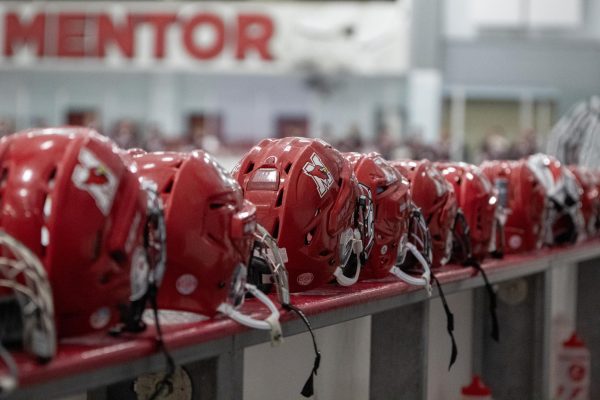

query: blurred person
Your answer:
[142,123,167,152]
[110,119,139,149]
[188,117,223,154]
[0,117,15,137]
[338,123,364,152]
[319,122,335,145]
[479,125,511,162]
[30,117,48,128]
[512,128,538,158]
[82,111,102,132]
[375,125,397,160]
[405,131,437,160]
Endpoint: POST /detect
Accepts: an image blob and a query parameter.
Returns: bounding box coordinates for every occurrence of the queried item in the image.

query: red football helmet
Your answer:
[480,160,547,253]
[567,165,600,236]
[392,160,460,267]
[437,162,501,262]
[131,150,282,336]
[526,154,584,245]
[345,153,431,289]
[0,128,161,386]
[234,137,367,292]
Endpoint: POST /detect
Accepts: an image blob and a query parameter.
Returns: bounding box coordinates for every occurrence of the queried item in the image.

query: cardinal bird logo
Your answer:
[72,148,118,216]
[85,167,110,185]
[303,153,334,198]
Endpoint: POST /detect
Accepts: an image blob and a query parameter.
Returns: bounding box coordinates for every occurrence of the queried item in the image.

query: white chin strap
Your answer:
[217,283,282,344]
[0,342,17,394]
[333,230,364,287]
[390,242,432,296]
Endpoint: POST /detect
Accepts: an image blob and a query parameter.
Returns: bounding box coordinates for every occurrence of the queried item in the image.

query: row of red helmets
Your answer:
[235,138,594,294]
[0,129,594,392]
[0,127,287,393]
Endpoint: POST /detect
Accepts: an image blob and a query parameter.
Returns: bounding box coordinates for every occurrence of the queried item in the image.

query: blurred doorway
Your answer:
[66,109,99,128]
[275,115,309,138]
[186,113,223,150]
[442,96,555,162]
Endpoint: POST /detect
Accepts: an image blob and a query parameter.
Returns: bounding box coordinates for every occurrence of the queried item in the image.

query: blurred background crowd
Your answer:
[0,114,541,165]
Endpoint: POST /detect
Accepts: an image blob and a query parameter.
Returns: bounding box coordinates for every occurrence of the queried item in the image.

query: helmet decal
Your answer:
[71,147,118,216]
[302,153,334,198]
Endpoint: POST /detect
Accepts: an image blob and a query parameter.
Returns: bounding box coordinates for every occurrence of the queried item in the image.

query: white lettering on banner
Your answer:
[0,2,409,74]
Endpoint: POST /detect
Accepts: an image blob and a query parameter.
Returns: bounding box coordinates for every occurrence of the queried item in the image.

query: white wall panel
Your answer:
[427,291,473,400]
[529,0,582,28]
[244,316,371,400]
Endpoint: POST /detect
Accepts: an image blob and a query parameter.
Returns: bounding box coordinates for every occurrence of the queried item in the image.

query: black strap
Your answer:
[431,273,457,370]
[147,284,176,400]
[466,259,500,342]
[283,303,321,398]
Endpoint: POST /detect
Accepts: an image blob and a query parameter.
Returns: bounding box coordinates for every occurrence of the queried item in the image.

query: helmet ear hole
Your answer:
[305,227,317,245]
[272,218,280,239]
[245,162,255,174]
[0,168,8,188]
[275,189,284,207]
[110,249,126,265]
[92,231,103,262]
[284,162,292,174]
[162,178,174,194]
[47,167,57,188]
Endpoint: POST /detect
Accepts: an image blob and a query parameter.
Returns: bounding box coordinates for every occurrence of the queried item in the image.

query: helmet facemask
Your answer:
[0,231,56,393]
[392,206,432,294]
[248,224,290,305]
[333,184,373,287]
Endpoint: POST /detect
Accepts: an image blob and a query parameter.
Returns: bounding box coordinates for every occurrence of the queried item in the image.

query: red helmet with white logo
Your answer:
[480,160,547,253]
[234,137,365,292]
[567,165,600,236]
[437,162,500,262]
[0,128,158,372]
[345,153,431,289]
[526,154,584,245]
[391,160,459,268]
[131,150,282,335]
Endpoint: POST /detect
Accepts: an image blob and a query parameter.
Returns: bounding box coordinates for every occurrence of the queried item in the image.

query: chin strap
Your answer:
[0,341,17,394]
[147,283,176,400]
[390,242,432,295]
[333,230,364,287]
[452,210,500,343]
[282,303,321,398]
[431,273,457,369]
[136,183,173,400]
[488,210,506,259]
[465,258,499,342]
[218,284,283,344]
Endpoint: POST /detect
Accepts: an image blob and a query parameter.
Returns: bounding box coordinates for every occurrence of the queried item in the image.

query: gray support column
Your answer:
[576,257,600,399]
[410,0,443,70]
[475,274,545,399]
[216,347,244,400]
[369,302,428,400]
[470,287,487,376]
